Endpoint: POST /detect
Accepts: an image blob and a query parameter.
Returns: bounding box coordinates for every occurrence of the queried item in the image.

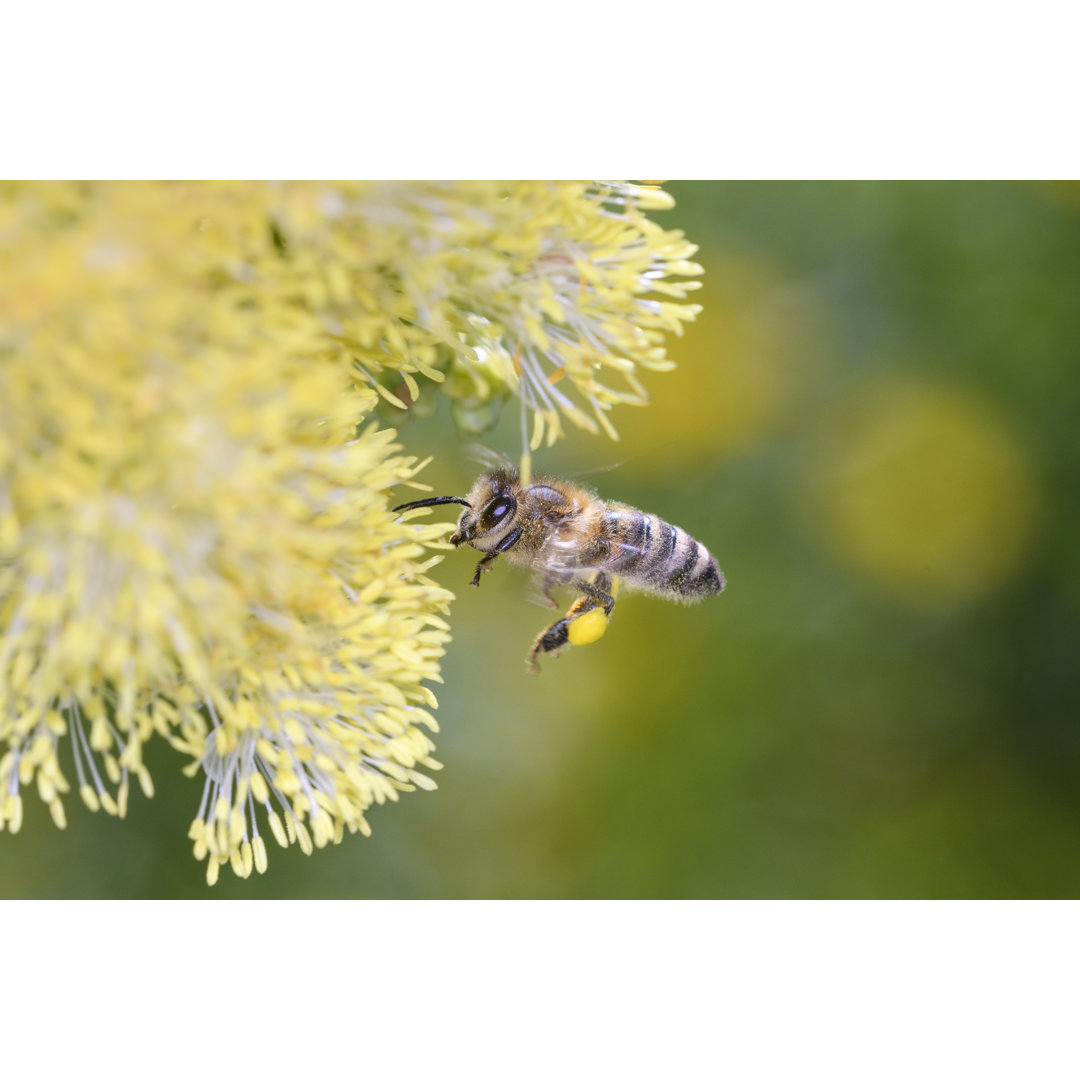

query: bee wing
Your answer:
[531,500,649,577]
[523,570,563,609]
[464,443,517,473]
[612,531,647,558]
[534,533,580,577]
[564,459,629,483]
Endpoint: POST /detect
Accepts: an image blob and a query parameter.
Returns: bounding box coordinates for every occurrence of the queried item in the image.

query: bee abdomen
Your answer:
[606,510,725,599]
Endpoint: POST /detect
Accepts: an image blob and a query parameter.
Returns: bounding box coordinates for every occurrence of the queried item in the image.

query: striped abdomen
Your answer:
[602,506,725,600]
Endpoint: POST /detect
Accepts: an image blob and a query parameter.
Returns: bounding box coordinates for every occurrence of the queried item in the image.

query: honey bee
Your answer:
[393,466,725,672]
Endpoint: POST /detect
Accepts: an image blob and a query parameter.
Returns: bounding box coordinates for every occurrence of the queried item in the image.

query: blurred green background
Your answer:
[4,180,1079,898]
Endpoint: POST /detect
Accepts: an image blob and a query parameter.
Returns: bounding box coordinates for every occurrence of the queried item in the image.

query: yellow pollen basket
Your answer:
[567,608,609,646]
[566,578,619,647]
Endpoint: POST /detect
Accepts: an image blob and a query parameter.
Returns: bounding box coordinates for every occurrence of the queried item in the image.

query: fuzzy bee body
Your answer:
[593,504,725,600]
[393,467,724,671]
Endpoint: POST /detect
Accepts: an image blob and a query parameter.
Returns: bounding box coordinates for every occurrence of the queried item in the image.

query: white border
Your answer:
[5,3,1077,177]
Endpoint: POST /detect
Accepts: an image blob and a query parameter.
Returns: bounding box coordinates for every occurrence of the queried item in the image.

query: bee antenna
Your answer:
[391,495,473,512]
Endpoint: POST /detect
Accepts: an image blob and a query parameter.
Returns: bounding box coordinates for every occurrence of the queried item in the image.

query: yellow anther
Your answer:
[240,841,254,878]
[312,814,334,849]
[250,771,270,804]
[5,795,23,834]
[267,811,288,848]
[252,836,269,874]
[137,767,154,799]
[230,808,245,844]
[295,820,314,855]
[37,775,56,804]
[103,755,121,785]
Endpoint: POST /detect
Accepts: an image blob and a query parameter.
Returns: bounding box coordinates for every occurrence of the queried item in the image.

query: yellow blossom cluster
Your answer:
[0,181,699,883]
[340,181,704,450]
[0,183,454,882]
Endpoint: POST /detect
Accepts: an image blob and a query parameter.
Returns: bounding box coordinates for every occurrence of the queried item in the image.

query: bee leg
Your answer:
[541,573,561,609]
[574,571,616,616]
[526,593,603,674]
[471,526,523,587]
[470,552,499,587]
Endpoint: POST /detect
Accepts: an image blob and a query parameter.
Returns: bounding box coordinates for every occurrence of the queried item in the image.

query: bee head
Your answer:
[392,468,519,551]
[453,469,520,550]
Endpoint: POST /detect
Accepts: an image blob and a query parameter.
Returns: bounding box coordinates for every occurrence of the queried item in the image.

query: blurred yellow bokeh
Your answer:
[808,378,1040,608]
[615,251,830,470]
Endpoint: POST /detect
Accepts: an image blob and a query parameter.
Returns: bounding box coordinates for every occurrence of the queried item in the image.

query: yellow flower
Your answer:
[0,350,452,883]
[2,181,700,453]
[341,181,704,452]
[0,184,452,882]
[0,181,700,882]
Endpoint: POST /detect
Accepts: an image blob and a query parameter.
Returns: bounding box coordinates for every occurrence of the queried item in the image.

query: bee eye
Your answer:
[481,494,515,531]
